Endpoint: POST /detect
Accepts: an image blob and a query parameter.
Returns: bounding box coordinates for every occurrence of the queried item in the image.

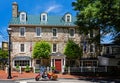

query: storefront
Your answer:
[12,56,32,68]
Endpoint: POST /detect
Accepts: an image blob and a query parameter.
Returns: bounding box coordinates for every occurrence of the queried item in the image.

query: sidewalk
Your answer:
[0,70,80,80]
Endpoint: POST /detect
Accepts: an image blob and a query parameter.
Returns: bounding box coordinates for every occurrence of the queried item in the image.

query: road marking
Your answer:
[19,81,27,83]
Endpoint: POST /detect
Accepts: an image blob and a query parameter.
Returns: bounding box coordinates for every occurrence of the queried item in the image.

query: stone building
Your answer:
[8,2,99,72]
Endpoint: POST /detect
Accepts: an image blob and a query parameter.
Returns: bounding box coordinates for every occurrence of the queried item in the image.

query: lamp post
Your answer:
[7,28,12,79]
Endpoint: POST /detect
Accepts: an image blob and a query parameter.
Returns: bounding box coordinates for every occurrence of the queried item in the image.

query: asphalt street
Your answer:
[0,78,120,83]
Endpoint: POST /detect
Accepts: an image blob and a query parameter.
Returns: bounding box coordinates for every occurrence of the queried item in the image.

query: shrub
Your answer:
[25,65,30,72]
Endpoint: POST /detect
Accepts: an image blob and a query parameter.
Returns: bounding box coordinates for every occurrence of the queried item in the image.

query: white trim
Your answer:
[52,28,58,37]
[52,43,58,53]
[41,13,47,22]
[65,13,72,22]
[19,43,26,53]
[13,59,31,68]
[19,27,25,37]
[35,27,42,37]
[20,12,26,23]
[69,28,75,38]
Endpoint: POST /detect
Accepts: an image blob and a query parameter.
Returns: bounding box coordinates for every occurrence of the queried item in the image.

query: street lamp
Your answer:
[7,28,12,79]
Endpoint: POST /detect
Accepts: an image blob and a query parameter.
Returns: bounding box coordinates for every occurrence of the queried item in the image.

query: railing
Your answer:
[69,67,107,73]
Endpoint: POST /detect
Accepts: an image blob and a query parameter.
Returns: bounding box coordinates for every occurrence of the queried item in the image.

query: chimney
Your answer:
[12,2,18,17]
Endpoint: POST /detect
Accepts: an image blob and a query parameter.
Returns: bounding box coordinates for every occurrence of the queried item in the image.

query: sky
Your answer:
[0,0,112,48]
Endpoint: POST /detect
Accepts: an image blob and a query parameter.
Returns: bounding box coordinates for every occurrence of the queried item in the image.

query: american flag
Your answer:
[83,41,86,52]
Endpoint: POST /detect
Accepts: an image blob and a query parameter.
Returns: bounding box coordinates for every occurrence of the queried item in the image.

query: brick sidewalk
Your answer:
[0,70,80,80]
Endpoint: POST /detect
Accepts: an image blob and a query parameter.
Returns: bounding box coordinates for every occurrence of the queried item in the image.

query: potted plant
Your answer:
[16,64,20,72]
[51,66,55,72]
[25,65,30,73]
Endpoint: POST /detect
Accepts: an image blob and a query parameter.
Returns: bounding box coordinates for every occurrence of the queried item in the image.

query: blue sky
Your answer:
[0,0,112,47]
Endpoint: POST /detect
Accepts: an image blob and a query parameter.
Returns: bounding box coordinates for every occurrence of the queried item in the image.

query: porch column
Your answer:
[51,58,53,67]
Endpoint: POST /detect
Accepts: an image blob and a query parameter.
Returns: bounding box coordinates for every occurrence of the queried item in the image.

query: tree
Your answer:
[64,40,82,66]
[0,48,8,70]
[32,41,51,59]
[72,0,120,43]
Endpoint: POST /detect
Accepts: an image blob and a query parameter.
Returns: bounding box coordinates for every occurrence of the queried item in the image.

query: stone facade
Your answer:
[9,2,100,72]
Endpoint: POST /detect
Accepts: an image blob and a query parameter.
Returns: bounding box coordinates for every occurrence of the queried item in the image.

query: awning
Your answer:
[13,56,31,60]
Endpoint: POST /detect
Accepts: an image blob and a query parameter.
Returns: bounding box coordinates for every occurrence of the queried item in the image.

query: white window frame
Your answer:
[65,14,72,22]
[13,60,31,68]
[19,43,26,53]
[19,27,25,37]
[52,28,58,37]
[69,28,75,37]
[36,27,42,37]
[20,12,26,23]
[41,13,47,22]
[52,43,57,53]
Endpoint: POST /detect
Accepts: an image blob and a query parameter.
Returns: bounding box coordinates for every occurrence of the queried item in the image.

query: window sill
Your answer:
[19,52,26,54]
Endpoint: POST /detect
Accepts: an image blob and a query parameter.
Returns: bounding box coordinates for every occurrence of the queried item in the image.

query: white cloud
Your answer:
[45,5,62,13]
[0,42,1,48]
[30,0,63,15]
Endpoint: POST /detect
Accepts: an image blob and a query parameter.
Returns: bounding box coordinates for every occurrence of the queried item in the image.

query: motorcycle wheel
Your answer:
[35,77,39,81]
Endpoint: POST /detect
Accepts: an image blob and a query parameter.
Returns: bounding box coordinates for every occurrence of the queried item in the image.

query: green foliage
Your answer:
[72,0,120,43]
[0,48,8,59]
[32,41,51,59]
[25,65,30,72]
[64,40,82,59]
[16,64,19,69]
[51,66,55,70]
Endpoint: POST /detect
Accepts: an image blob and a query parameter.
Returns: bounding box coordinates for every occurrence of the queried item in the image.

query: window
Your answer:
[67,15,70,22]
[53,43,57,53]
[20,27,25,37]
[21,14,25,20]
[43,15,46,21]
[20,12,26,23]
[14,60,30,66]
[65,13,72,22]
[41,13,47,22]
[90,44,94,52]
[106,47,110,54]
[69,28,75,37]
[89,30,94,38]
[20,44,25,52]
[36,27,41,37]
[52,28,57,37]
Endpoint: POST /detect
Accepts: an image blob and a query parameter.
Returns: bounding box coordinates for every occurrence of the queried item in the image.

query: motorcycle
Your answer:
[35,66,58,81]
[35,71,58,81]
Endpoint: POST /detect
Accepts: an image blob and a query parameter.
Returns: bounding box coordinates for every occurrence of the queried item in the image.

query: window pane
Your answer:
[14,60,30,66]
[53,29,57,37]
[69,29,74,37]
[36,28,41,36]
[20,44,24,52]
[21,14,25,20]
[67,15,70,22]
[90,45,93,52]
[53,44,57,52]
[20,28,25,36]
[43,15,46,21]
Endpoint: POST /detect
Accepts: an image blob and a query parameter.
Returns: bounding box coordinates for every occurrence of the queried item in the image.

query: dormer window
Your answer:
[67,15,70,22]
[41,13,47,22]
[65,13,72,22]
[20,12,26,23]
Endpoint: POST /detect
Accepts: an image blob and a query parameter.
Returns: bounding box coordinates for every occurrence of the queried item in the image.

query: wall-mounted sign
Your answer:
[2,42,8,51]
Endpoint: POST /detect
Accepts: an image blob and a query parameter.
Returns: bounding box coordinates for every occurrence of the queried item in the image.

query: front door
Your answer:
[55,59,61,72]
